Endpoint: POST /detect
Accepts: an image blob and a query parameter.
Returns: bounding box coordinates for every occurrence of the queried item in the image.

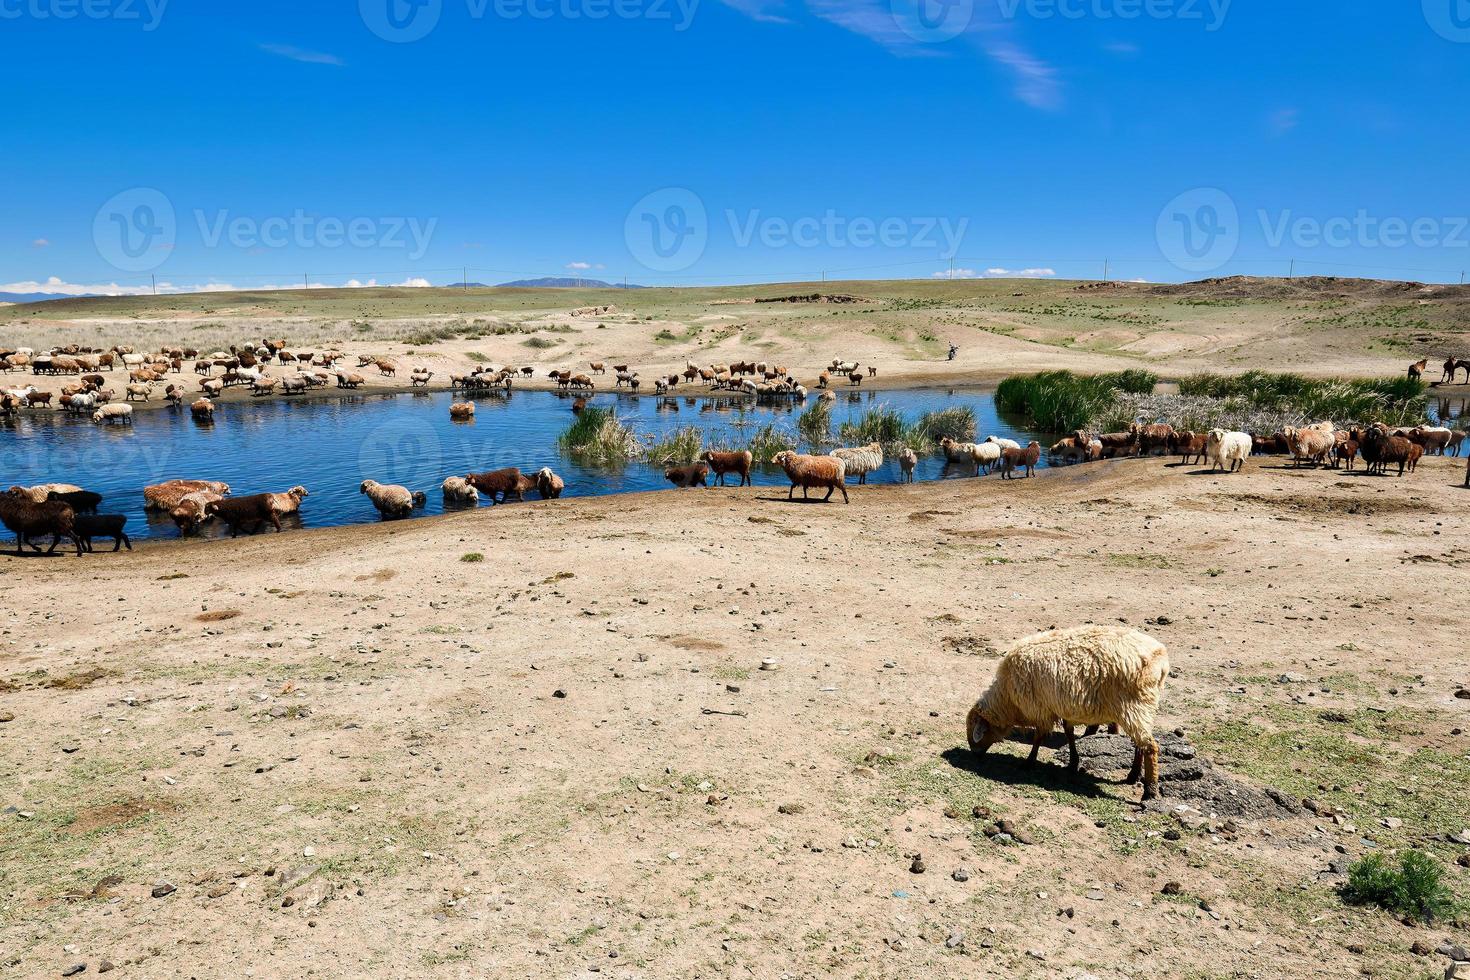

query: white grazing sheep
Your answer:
[829,442,883,485]
[1205,429,1251,473]
[983,435,1020,451]
[92,403,134,425]
[1283,422,1335,467]
[361,479,422,518]
[897,447,917,483]
[966,624,1170,801]
[972,441,1002,472]
[441,476,480,504]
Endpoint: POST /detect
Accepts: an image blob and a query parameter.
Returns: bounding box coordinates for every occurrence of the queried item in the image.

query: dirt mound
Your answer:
[1054,732,1301,819]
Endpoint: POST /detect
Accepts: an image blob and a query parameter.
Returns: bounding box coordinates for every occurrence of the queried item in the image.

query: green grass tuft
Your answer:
[1342,851,1459,924]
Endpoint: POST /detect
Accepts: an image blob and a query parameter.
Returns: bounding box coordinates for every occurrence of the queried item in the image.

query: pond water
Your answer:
[0,386,1050,543]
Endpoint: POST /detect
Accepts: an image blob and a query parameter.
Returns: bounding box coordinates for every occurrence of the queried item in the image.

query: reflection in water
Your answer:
[0,387,1045,542]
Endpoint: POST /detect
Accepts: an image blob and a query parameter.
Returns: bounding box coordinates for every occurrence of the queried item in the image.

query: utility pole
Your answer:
[304,272,309,291]
[463,267,468,290]
[1103,258,1109,283]
[151,274,157,296]
[1288,259,1295,279]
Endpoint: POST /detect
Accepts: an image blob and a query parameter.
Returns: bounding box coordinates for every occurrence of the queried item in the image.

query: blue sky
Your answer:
[2,0,1467,293]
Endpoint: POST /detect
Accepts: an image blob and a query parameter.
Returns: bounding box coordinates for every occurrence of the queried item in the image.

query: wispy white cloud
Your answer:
[985,267,1056,277]
[1268,107,1299,136]
[31,238,50,248]
[723,0,1061,108]
[1103,41,1139,56]
[565,261,606,271]
[933,267,979,279]
[716,0,792,23]
[260,43,345,67]
[982,41,1061,110]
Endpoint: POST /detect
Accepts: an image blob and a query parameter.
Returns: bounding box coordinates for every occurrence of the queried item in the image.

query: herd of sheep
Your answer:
[5,336,1468,555]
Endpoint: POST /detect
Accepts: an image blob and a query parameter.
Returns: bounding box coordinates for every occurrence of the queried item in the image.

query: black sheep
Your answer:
[47,489,103,514]
[75,514,131,552]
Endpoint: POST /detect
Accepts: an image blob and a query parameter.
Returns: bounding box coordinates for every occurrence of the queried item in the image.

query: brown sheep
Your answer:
[534,468,565,499]
[999,441,1041,479]
[144,479,231,512]
[772,451,848,503]
[1129,422,1175,457]
[1359,427,1413,476]
[699,450,753,486]
[466,467,527,504]
[1168,430,1208,465]
[0,489,81,556]
[664,463,709,488]
[204,494,284,536]
[847,371,863,387]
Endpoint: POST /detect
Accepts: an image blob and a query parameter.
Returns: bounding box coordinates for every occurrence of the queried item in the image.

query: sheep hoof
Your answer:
[1141,783,1160,802]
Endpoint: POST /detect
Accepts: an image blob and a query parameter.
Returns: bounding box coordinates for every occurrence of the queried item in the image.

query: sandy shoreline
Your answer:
[3,454,1468,977]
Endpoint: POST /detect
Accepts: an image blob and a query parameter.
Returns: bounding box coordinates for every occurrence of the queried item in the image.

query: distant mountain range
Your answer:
[493,277,646,289]
[0,291,89,304]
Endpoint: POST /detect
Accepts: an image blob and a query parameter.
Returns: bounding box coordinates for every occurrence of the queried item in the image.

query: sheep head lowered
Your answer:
[965,624,1170,801]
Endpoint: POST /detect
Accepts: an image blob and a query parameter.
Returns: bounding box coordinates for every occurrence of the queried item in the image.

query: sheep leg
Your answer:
[269,512,282,533]
[1064,723,1079,772]
[1140,737,1161,801]
[1125,747,1142,785]
[1026,725,1048,765]
[787,484,795,500]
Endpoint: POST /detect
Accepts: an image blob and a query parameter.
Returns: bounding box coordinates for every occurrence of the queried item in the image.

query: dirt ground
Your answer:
[3,453,1469,978]
[7,276,1470,416]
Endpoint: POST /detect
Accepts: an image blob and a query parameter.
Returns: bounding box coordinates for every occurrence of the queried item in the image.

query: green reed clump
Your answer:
[996,370,1157,432]
[797,400,831,447]
[644,425,704,465]
[747,423,797,461]
[558,407,641,462]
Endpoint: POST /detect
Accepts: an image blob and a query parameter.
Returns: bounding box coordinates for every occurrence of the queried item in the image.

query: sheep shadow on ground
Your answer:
[938,744,1115,801]
[753,495,847,506]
